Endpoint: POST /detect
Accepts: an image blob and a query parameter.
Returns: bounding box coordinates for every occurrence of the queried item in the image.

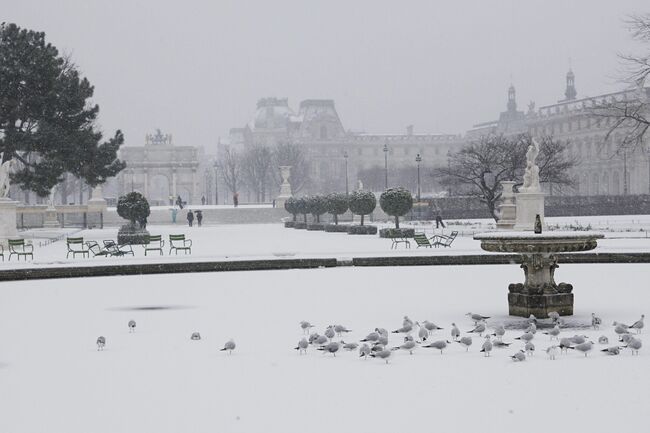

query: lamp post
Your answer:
[446,150,452,197]
[383,141,389,190]
[213,161,219,205]
[415,153,422,221]
[343,149,349,195]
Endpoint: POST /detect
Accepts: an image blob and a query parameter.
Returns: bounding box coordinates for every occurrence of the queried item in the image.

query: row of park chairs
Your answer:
[0,239,34,261]
[391,231,458,249]
[66,234,192,258]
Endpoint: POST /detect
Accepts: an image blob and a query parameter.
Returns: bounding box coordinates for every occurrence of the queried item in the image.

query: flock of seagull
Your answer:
[294,312,644,364]
[94,312,644,363]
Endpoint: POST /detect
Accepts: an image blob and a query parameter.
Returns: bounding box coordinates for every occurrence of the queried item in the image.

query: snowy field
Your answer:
[5,213,650,269]
[0,263,648,433]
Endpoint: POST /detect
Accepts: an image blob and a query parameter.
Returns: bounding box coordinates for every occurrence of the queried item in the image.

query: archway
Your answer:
[149,174,170,206]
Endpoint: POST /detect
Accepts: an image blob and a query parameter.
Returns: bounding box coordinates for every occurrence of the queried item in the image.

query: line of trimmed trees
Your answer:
[283,187,417,237]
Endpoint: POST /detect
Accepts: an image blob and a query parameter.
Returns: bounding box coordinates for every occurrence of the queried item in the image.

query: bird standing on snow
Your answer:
[613,322,630,341]
[570,335,587,345]
[96,336,106,351]
[403,316,414,327]
[361,331,380,343]
[457,336,473,352]
[295,338,309,355]
[601,346,620,356]
[416,323,429,342]
[370,348,394,364]
[393,339,418,355]
[422,320,443,335]
[628,315,645,334]
[300,321,315,334]
[527,314,537,325]
[220,339,236,354]
[525,322,537,334]
[324,326,336,341]
[359,343,371,359]
[515,332,534,344]
[543,325,560,340]
[480,336,493,357]
[392,323,413,335]
[624,337,642,355]
[598,336,609,345]
[313,335,328,346]
[190,332,201,341]
[547,311,560,323]
[546,345,559,360]
[559,338,573,354]
[493,340,511,348]
[128,320,136,333]
[511,350,526,362]
[524,341,535,356]
[423,340,450,354]
[334,324,352,336]
[467,322,486,337]
[466,313,490,325]
[492,324,505,341]
[570,341,594,357]
[451,323,460,341]
[317,341,340,357]
[591,313,602,330]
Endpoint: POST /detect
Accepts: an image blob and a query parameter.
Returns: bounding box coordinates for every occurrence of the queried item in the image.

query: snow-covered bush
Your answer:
[284,197,299,222]
[326,193,349,225]
[117,191,150,226]
[380,187,413,229]
[348,190,376,226]
[308,195,328,223]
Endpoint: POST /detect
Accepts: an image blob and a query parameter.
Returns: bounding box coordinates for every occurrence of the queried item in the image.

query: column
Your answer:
[143,170,149,198]
[172,170,177,197]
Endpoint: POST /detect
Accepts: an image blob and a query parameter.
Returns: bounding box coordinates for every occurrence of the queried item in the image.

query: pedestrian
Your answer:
[233,192,239,208]
[433,200,446,229]
[196,210,203,227]
[187,209,194,227]
[170,207,178,224]
[176,195,184,210]
[201,195,206,205]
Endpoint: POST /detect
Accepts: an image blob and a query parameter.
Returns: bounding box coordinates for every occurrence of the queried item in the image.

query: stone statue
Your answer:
[0,158,18,198]
[521,138,541,192]
[48,184,59,208]
[357,179,363,191]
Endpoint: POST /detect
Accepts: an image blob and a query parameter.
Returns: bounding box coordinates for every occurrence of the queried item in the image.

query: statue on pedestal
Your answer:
[520,138,541,193]
[0,158,18,199]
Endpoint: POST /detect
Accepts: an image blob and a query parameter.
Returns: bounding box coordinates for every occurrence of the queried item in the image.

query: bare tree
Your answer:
[272,142,310,194]
[432,134,578,220]
[588,14,650,153]
[241,146,273,202]
[217,146,241,197]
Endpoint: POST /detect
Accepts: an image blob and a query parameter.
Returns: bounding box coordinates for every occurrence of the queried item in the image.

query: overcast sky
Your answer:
[3,0,648,152]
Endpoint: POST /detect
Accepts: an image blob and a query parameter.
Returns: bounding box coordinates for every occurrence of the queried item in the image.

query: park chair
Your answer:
[66,237,89,259]
[0,244,4,261]
[390,236,411,249]
[169,234,192,255]
[85,241,111,257]
[8,239,33,261]
[143,235,164,256]
[103,240,134,257]
[432,231,458,248]
[413,233,433,248]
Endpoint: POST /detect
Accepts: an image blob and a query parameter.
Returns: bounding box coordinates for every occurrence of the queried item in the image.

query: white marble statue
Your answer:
[48,185,58,208]
[357,179,363,191]
[521,138,541,192]
[0,158,18,199]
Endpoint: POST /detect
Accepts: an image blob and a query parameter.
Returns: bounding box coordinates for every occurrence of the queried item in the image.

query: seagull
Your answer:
[392,323,413,335]
[376,328,389,337]
[403,316,414,327]
[361,331,380,343]
[467,322,486,336]
[359,343,371,359]
[220,339,236,355]
[480,336,493,357]
[511,350,526,362]
[559,337,573,354]
[295,338,309,355]
[527,314,537,325]
[451,323,460,341]
[621,333,634,344]
[370,348,393,364]
[341,341,359,351]
[96,336,106,351]
[324,326,336,341]
[190,332,201,341]
[457,336,473,352]
[543,325,560,340]
[300,321,315,334]
[546,345,560,360]
[591,313,602,330]
[547,311,560,323]
[601,346,620,356]
[624,337,642,355]
[334,324,352,336]
[317,341,340,357]
[493,340,512,348]
[422,320,443,334]
[416,324,429,342]
[569,341,594,357]
[628,315,645,334]
[377,335,389,347]
[313,335,328,346]
[492,325,506,341]
[423,340,450,354]
[466,313,490,325]
[525,341,535,356]
[128,320,136,333]
[393,340,418,355]
[308,333,320,344]
[570,335,588,345]
[371,343,385,353]
[613,322,630,341]
[525,322,537,335]
[598,336,609,345]
[515,332,534,343]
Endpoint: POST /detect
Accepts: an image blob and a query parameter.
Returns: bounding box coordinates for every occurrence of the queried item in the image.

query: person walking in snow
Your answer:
[187,209,194,227]
[196,210,203,227]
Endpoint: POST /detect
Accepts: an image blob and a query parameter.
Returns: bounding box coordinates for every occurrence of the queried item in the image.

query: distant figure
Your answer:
[187,210,194,227]
[272,199,276,208]
[433,201,446,228]
[176,195,184,209]
[233,192,239,208]
[196,210,203,227]
[201,195,206,205]
[170,208,178,224]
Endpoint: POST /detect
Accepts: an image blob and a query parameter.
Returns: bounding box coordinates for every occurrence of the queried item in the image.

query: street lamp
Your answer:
[415,153,422,203]
[383,141,389,190]
[343,149,349,195]
[213,161,219,205]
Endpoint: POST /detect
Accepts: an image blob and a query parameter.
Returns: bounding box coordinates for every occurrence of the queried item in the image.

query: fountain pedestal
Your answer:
[474,232,604,318]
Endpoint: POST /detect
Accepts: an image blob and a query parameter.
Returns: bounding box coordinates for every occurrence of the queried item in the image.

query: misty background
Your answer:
[3,0,647,152]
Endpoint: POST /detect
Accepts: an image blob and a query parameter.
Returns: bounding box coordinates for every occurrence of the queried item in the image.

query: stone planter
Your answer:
[347,225,378,235]
[284,221,296,228]
[306,223,325,231]
[294,222,307,229]
[325,224,351,233]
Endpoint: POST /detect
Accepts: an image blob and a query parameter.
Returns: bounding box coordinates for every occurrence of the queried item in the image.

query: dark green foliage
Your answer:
[324,223,351,232]
[117,192,150,225]
[284,197,298,222]
[117,224,149,245]
[326,193,349,225]
[308,195,328,223]
[347,225,378,235]
[284,221,296,228]
[380,187,413,229]
[348,190,376,226]
[0,23,125,196]
[294,197,309,223]
[306,223,325,231]
[379,228,415,238]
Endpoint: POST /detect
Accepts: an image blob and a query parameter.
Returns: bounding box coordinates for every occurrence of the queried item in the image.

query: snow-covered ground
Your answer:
[0,264,648,433]
[5,214,650,269]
